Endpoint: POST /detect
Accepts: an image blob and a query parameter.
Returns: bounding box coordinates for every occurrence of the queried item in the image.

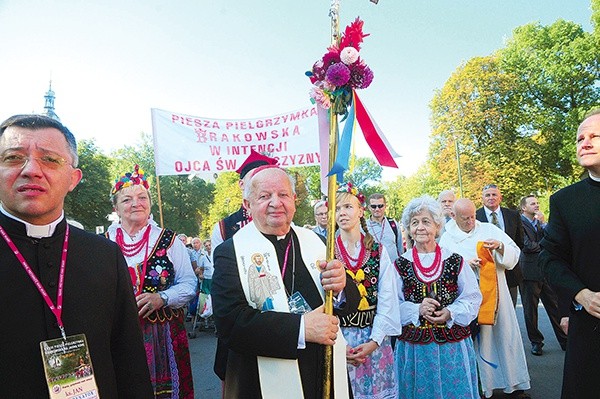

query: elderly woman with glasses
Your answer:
[394,196,482,398]
[334,183,401,399]
[106,165,197,399]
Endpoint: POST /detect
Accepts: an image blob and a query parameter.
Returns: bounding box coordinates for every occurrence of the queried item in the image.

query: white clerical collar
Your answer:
[589,172,600,182]
[0,205,64,238]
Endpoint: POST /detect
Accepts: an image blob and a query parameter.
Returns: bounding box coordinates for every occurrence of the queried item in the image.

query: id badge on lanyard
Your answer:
[40,334,99,399]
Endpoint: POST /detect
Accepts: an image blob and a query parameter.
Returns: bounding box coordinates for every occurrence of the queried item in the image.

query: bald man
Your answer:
[440,199,530,399]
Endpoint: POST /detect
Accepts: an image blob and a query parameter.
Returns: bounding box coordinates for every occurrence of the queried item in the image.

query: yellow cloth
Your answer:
[346,269,370,311]
[476,241,499,325]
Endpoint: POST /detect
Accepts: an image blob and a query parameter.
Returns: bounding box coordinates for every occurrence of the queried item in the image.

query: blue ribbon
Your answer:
[327,96,355,183]
[476,333,498,369]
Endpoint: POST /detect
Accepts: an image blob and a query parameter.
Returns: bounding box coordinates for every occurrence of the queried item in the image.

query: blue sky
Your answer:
[0,0,593,180]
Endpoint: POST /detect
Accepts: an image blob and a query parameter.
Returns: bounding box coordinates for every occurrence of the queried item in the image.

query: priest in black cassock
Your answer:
[540,108,600,399]
[0,114,152,398]
[212,166,359,399]
[210,149,278,383]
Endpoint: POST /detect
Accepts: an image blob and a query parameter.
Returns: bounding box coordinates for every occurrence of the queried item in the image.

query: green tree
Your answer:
[430,55,536,206]
[344,156,383,191]
[384,164,440,221]
[499,18,600,186]
[156,175,215,235]
[293,165,323,201]
[289,169,313,226]
[64,140,113,230]
[429,5,600,206]
[204,172,241,237]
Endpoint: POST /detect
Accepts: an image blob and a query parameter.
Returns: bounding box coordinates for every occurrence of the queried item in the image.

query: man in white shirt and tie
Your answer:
[476,184,525,307]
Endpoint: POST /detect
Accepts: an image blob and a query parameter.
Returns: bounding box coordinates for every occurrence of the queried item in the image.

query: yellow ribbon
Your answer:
[347,269,370,310]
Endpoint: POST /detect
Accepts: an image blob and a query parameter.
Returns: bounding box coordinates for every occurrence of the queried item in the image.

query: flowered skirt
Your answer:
[395,336,478,399]
[141,311,194,399]
[342,326,398,399]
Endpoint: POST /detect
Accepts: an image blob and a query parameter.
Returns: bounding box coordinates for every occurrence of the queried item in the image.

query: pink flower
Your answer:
[326,62,351,86]
[155,248,166,257]
[340,47,359,65]
[310,86,331,109]
[322,51,341,68]
[310,60,326,83]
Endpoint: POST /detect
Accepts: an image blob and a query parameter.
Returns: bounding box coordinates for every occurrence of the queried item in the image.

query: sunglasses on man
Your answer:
[370,204,385,209]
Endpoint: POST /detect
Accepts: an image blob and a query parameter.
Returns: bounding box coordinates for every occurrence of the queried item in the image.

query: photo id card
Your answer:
[288,291,312,314]
[40,334,99,399]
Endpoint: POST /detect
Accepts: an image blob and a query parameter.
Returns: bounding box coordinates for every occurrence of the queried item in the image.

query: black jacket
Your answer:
[519,215,545,281]
[0,214,153,398]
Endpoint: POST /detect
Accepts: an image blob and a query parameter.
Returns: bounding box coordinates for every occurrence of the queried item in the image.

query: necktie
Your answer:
[491,212,500,228]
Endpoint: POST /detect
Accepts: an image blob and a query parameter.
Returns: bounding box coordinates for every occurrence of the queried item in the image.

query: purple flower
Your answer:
[348,62,374,89]
[326,62,351,86]
[360,66,374,89]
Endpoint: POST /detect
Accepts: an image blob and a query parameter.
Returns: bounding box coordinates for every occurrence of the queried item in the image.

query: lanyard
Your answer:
[281,238,293,277]
[0,224,69,340]
[280,238,297,295]
[369,218,386,245]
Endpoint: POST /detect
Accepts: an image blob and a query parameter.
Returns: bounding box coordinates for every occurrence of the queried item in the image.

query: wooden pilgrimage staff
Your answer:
[323,1,341,397]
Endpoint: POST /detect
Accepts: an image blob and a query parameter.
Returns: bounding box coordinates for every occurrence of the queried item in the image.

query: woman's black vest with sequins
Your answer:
[337,242,381,329]
[394,252,471,344]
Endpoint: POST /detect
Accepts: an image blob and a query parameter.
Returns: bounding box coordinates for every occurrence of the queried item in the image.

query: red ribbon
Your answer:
[353,92,398,168]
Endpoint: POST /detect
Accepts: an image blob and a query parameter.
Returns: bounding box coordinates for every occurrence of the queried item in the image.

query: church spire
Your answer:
[43,81,60,121]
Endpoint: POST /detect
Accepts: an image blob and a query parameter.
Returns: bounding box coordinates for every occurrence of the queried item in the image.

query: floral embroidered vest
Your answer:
[142,228,176,293]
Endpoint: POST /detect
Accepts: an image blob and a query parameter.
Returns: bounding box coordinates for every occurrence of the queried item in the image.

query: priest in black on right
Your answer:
[540,108,600,399]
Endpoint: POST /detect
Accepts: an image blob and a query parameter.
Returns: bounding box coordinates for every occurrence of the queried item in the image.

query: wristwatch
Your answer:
[159,291,169,307]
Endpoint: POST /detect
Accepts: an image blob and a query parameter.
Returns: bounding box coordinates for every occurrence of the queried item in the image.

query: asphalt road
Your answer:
[187,300,565,398]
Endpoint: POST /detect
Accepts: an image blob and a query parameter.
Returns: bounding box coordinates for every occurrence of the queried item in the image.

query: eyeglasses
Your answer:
[370,204,385,209]
[0,153,70,170]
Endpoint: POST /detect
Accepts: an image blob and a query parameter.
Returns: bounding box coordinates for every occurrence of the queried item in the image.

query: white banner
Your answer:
[151,107,321,177]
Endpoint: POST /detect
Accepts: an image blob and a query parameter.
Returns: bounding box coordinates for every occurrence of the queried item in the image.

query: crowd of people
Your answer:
[3,109,599,399]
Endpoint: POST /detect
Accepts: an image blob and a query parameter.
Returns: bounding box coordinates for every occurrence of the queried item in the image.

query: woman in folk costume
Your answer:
[334,182,401,399]
[394,196,481,399]
[107,165,197,399]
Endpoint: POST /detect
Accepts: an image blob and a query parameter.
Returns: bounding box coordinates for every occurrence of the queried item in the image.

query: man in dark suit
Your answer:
[212,166,359,399]
[539,109,600,398]
[519,195,567,356]
[476,184,525,306]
